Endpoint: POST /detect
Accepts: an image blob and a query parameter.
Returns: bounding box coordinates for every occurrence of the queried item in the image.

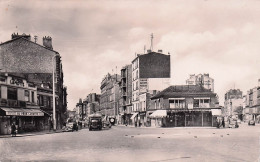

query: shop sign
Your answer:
[168,109,211,113]
[6,111,44,116]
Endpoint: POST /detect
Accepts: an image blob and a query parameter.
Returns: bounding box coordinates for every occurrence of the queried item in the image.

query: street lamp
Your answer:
[52,53,60,131]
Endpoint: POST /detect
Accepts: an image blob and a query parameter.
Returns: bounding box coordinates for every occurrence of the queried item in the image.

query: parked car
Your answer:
[248,120,255,126]
[63,118,78,132]
[228,118,239,128]
[103,120,112,129]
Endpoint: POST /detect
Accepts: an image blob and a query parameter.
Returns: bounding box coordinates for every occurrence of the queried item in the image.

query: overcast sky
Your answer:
[1,0,260,109]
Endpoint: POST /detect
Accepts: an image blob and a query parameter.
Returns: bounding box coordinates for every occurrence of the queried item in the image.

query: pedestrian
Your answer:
[11,123,16,137]
[49,121,53,132]
[222,118,225,128]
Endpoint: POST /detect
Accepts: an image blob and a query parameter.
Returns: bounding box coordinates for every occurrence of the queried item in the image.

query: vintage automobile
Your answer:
[228,118,239,128]
[63,118,78,132]
[88,113,103,131]
[248,120,255,126]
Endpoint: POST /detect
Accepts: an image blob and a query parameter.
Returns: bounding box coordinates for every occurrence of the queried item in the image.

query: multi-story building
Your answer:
[0,73,51,135]
[0,33,67,130]
[119,65,132,125]
[148,85,220,127]
[224,89,243,119]
[131,50,171,126]
[100,73,121,122]
[85,93,100,116]
[186,74,214,92]
[244,85,260,123]
[75,98,86,121]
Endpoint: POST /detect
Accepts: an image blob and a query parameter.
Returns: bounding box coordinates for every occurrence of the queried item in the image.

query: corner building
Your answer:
[131,50,171,126]
[0,33,67,131]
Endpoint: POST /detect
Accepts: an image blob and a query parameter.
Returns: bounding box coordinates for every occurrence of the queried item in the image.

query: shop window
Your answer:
[7,88,17,100]
[25,90,30,102]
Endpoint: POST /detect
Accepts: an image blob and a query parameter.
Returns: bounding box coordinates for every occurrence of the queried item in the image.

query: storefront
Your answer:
[149,110,167,127]
[149,108,221,127]
[130,112,138,126]
[0,107,47,135]
[139,112,146,127]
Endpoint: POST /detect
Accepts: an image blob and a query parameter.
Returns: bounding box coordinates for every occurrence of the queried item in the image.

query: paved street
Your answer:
[0,124,259,162]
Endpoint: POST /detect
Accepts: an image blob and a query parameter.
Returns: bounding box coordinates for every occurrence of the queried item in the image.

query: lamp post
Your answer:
[52,54,60,131]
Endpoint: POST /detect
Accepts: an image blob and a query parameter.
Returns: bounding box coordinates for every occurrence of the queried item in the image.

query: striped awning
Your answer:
[0,108,44,116]
[149,110,167,118]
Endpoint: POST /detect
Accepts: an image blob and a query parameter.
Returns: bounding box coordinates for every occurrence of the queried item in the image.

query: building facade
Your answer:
[224,89,243,119]
[186,74,214,92]
[244,86,260,123]
[119,65,132,125]
[131,50,171,126]
[86,93,100,116]
[148,85,220,127]
[0,33,67,130]
[100,73,121,121]
[0,73,51,135]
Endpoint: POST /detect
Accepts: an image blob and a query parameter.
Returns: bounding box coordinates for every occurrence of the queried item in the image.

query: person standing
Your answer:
[222,118,225,128]
[11,123,16,137]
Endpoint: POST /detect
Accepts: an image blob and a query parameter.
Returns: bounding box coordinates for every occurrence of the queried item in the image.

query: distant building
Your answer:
[85,93,100,116]
[131,50,171,126]
[149,85,220,127]
[0,33,67,131]
[244,85,260,123]
[186,74,214,92]
[100,73,121,120]
[224,89,243,119]
[75,98,85,121]
[119,64,132,125]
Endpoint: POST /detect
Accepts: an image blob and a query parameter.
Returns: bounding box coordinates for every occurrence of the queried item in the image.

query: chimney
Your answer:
[43,36,53,49]
[158,49,163,53]
[11,33,31,40]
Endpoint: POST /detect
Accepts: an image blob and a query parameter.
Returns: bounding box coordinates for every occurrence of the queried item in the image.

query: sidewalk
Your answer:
[115,124,215,129]
[0,129,64,138]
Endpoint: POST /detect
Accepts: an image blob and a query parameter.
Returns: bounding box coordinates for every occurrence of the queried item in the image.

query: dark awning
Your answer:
[0,108,44,116]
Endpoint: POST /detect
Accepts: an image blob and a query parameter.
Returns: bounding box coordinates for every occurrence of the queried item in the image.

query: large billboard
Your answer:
[139,52,170,78]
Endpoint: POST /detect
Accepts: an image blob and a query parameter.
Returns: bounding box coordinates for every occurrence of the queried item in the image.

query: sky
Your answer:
[1,0,260,109]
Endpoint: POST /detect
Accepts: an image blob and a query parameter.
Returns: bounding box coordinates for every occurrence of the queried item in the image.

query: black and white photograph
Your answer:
[0,0,259,161]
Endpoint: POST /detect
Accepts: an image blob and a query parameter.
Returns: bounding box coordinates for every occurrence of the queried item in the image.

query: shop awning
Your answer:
[0,108,44,116]
[149,110,167,118]
[130,113,138,120]
[211,109,222,116]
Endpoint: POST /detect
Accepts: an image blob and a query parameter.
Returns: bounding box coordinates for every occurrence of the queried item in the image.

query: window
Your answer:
[47,96,51,107]
[38,95,44,106]
[7,88,17,100]
[169,99,185,108]
[31,91,34,103]
[193,98,210,108]
[24,90,30,102]
[193,99,199,108]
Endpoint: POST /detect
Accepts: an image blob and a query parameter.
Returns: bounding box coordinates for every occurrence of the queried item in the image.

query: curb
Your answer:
[0,130,65,138]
